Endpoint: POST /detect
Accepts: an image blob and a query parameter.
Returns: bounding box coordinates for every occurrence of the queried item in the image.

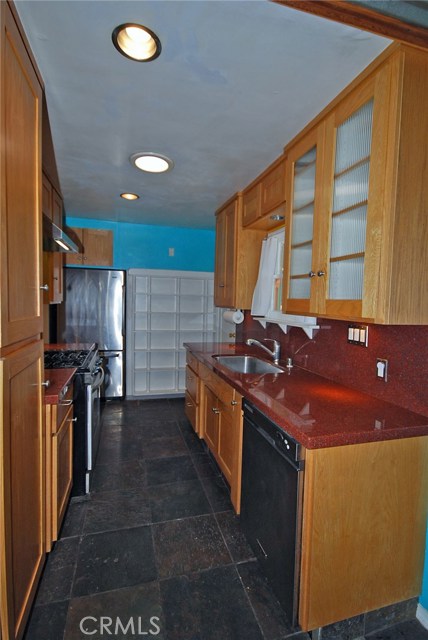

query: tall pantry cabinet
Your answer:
[0,4,45,640]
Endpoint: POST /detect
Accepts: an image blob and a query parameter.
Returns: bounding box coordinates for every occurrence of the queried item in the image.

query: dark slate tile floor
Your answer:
[23,398,428,640]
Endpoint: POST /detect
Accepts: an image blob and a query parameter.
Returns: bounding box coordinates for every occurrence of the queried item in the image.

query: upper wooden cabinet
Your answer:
[214,194,264,309]
[283,43,428,324]
[42,173,64,304]
[0,2,43,348]
[242,155,286,229]
[65,227,113,267]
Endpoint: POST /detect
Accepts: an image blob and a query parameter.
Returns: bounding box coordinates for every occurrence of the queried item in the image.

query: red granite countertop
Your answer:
[44,368,76,404]
[184,342,428,449]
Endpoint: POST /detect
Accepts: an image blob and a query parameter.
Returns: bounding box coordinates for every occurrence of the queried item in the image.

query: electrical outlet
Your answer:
[376,358,388,381]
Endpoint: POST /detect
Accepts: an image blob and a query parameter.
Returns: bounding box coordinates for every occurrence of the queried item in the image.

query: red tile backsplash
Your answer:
[237,313,428,417]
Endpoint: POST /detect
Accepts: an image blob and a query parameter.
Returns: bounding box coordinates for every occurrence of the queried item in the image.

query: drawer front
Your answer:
[185,365,199,403]
[186,351,199,375]
[55,383,74,433]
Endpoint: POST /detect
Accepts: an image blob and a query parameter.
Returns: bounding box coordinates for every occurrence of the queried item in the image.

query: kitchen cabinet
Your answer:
[42,173,64,304]
[0,340,45,640]
[0,4,46,639]
[0,1,43,349]
[242,155,286,230]
[44,382,74,551]
[65,227,113,266]
[198,362,243,512]
[299,436,428,631]
[283,43,428,324]
[214,194,264,309]
[184,351,201,434]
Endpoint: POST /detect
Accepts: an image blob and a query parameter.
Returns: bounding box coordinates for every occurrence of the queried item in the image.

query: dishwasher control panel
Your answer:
[243,400,302,464]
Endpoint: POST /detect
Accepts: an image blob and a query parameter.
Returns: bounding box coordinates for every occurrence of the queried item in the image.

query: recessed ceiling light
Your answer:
[120,192,140,201]
[130,152,174,174]
[112,23,161,62]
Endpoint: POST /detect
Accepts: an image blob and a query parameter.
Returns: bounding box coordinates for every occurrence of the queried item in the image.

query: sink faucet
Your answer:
[245,338,281,365]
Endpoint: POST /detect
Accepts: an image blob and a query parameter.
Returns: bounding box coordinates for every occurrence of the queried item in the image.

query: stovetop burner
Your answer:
[44,349,92,370]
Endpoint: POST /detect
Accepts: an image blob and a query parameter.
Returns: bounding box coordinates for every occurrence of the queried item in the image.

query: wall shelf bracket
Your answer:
[253,313,319,339]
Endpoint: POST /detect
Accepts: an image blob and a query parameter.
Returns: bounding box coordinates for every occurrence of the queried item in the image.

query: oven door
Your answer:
[86,366,105,477]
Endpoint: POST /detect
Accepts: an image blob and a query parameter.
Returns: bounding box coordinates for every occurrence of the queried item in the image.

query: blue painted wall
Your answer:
[422,527,428,610]
[65,217,215,272]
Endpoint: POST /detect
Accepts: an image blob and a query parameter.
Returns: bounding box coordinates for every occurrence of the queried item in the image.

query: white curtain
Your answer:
[251,236,279,316]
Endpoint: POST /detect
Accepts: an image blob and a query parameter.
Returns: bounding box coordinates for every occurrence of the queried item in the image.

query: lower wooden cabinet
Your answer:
[198,363,243,513]
[184,352,200,434]
[0,340,45,640]
[45,385,74,551]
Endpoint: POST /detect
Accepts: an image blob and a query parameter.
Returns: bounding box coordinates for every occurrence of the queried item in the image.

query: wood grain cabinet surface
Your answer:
[242,155,286,229]
[214,194,264,309]
[184,351,200,434]
[44,384,74,551]
[42,173,64,304]
[0,340,45,640]
[299,436,428,630]
[65,227,113,267]
[0,2,43,349]
[0,4,46,639]
[197,362,243,513]
[282,43,428,324]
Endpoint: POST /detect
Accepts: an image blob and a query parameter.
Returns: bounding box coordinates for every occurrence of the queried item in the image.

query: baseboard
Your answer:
[417,603,428,630]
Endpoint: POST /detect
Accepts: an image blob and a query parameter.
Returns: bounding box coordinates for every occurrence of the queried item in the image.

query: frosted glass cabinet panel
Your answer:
[283,124,326,315]
[127,269,219,397]
[282,67,386,322]
[329,99,374,301]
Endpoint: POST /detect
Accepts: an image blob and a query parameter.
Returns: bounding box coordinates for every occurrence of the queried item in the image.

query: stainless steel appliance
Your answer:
[240,400,305,628]
[58,268,125,398]
[44,347,104,496]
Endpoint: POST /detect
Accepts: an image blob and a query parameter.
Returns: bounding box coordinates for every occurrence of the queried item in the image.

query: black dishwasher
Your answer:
[240,400,304,628]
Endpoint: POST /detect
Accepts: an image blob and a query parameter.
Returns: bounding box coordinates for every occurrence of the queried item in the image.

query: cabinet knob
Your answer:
[317,270,326,277]
[230,400,238,406]
[41,380,51,388]
[212,407,220,414]
[68,417,78,422]
[308,271,316,278]
[40,284,49,291]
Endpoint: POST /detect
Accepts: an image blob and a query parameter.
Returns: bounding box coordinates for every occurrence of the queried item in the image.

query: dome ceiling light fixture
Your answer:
[120,192,140,201]
[130,152,174,174]
[112,23,161,62]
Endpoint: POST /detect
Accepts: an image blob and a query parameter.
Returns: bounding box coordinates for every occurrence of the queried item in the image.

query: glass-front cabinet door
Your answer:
[283,123,329,315]
[283,67,390,322]
[323,70,389,320]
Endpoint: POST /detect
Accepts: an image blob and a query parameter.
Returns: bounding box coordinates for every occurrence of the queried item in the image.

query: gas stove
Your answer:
[44,348,95,372]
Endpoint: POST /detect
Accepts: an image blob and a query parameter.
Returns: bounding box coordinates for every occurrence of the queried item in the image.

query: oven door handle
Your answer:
[92,366,105,391]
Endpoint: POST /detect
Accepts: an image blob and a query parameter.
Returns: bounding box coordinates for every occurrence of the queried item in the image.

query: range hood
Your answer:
[43,214,80,253]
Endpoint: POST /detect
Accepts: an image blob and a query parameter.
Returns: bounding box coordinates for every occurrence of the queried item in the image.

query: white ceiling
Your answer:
[15,1,391,229]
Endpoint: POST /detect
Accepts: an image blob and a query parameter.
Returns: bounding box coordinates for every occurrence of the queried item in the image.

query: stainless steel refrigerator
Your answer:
[58,267,125,398]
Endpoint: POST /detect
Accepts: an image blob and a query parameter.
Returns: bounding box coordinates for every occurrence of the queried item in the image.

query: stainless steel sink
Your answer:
[213,355,284,375]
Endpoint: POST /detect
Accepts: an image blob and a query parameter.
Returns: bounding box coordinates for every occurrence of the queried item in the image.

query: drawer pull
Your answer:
[59,399,73,406]
[186,402,193,407]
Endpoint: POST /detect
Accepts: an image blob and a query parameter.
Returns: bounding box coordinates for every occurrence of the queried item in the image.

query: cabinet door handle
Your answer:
[68,417,78,422]
[317,270,326,277]
[59,399,73,406]
[186,402,193,407]
[218,284,225,288]
[41,380,51,388]
[308,271,316,278]
[212,407,220,414]
[230,400,238,406]
[40,284,49,291]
